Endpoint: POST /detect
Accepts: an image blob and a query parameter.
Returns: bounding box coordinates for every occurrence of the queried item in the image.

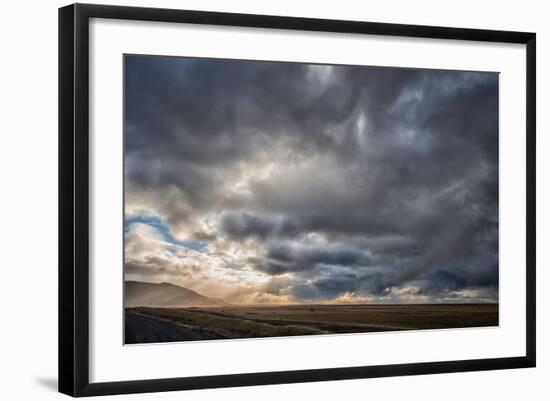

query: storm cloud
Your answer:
[124,54,499,304]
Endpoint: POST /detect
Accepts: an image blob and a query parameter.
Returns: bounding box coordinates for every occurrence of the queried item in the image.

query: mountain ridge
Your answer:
[125,280,227,307]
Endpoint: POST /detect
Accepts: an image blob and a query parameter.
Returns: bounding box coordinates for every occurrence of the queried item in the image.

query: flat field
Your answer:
[125,303,498,344]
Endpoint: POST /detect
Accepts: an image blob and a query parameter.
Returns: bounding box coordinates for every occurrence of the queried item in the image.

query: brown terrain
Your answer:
[125,302,498,344]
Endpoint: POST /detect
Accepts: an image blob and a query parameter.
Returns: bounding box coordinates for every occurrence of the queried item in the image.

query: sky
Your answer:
[124,54,499,305]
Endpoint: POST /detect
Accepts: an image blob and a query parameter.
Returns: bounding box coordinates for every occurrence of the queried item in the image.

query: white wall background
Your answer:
[0,0,547,399]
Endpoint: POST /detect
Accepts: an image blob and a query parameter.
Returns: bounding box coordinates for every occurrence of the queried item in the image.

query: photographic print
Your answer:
[123,55,499,345]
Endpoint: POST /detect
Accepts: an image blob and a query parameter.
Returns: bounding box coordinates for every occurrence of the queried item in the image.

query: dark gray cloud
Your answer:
[220,211,299,240]
[251,242,374,275]
[125,54,499,303]
[291,271,393,301]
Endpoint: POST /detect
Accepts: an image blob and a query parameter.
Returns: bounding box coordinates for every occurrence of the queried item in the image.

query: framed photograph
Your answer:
[58,3,536,397]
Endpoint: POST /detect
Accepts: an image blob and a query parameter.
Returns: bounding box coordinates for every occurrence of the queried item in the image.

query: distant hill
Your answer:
[125,281,226,307]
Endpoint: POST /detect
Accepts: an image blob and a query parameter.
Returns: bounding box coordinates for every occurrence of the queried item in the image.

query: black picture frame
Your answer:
[59,3,536,397]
